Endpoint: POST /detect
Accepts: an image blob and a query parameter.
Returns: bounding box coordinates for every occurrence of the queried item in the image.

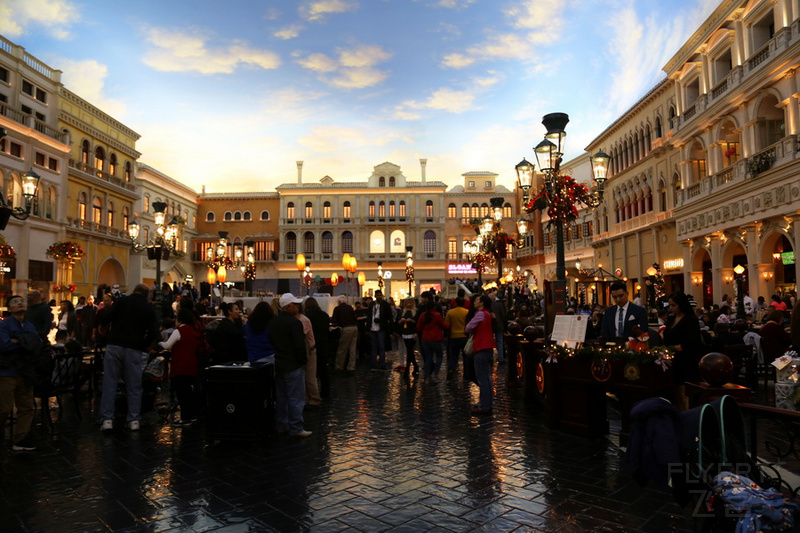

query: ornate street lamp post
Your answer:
[734,264,746,320]
[128,201,181,320]
[0,170,41,230]
[405,246,414,297]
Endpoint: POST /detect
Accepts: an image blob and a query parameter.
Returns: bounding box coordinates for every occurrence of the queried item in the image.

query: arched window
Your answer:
[447,203,456,218]
[343,201,351,219]
[341,231,353,254]
[669,106,677,130]
[369,201,375,217]
[123,206,130,231]
[471,203,479,219]
[503,203,512,218]
[92,196,102,224]
[399,201,406,217]
[234,211,242,221]
[689,140,707,183]
[243,211,251,221]
[107,201,114,227]
[388,201,396,217]
[322,231,333,253]
[480,203,488,217]
[304,231,315,254]
[286,232,297,254]
[77,191,87,219]
[224,211,233,221]
[109,154,118,176]
[206,212,215,222]
[379,201,386,217]
[389,176,395,187]
[94,147,105,175]
[426,200,434,218]
[260,210,270,220]
[655,116,662,138]
[659,180,667,212]
[323,201,331,219]
[423,230,436,253]
[144,194,150,213]
[461,203,470,220]
[287,202,295,219]
[81,140,90,165]
[305,202,313,219]
[379,176,385,187]
[755,94,783,150]
[124,161,132,182]
[369,230,385,253]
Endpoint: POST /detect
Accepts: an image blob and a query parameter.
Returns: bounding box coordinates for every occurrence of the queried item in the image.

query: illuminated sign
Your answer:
[662,259,684,270]
[448,263,477,275]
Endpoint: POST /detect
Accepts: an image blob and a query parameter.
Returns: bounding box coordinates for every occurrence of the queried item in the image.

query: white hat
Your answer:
[279,293,303,308]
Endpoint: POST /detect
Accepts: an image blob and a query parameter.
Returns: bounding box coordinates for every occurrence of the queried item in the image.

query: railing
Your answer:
[683,104,697,121]
[69,159,136,191]
[686,182,703,199]
[739,403,800,497]
[714,166,735,187]
[748,42,771,70]
[0,104,25,124]
[711,78,728,99]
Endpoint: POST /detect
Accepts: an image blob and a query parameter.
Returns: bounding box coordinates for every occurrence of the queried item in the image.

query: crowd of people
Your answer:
[0,277,798,450]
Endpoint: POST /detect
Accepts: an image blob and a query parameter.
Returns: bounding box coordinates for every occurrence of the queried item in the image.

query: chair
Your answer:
[34,348,86,428]
[720,344,754,387]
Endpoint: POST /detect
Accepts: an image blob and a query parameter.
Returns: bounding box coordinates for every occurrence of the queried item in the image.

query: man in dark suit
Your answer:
[368,290,393,370]
[600,281,648,342]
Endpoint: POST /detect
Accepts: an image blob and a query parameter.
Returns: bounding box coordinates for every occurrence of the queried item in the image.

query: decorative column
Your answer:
[709,234,723,306]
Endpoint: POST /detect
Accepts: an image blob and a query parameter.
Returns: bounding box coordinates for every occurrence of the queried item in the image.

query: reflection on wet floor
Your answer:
[0,357,693,532]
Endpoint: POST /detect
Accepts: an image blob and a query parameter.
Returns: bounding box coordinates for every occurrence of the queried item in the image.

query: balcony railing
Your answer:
[69,159,136,191]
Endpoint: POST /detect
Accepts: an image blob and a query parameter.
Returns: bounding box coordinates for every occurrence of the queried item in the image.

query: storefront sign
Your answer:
[662,259,684,270]
[448,263,477,275]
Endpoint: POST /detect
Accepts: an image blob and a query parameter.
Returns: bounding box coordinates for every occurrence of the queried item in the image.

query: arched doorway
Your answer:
[97,258,125,289]
[762,232,795,299]
[691,246,712,308]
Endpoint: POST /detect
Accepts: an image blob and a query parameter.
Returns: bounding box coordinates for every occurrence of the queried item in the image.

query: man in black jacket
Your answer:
[269,293,311,437]
[24,290,52,343]
[99,284,158,432]
[368,290,393,370]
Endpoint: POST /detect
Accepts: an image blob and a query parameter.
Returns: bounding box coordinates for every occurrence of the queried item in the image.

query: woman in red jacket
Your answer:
[416,302,450,383]
[159,307,201,427]
[465,295,496,414]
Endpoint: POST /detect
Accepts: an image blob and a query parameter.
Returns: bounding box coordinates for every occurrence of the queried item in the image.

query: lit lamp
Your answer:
[405,246,414,297]
[733,263,746,319]
[0,170,41,230]
[207,267,216,285]
[331,272,339,288]
[357,271,365,298]
[296,253,306,294]
[377,261,384,292]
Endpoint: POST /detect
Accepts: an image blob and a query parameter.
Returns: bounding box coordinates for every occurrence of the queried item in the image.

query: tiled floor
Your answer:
[0,355,696,532]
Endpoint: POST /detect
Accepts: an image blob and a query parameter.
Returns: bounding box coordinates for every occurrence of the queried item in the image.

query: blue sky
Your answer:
[2,0,719,192]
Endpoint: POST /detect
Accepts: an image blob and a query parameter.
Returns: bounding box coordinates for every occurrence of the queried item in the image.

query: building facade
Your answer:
[59,88,140,298]
[0,36,69,298]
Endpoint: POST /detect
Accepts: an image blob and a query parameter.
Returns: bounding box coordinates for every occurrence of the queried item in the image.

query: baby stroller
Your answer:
[626,396,798,532]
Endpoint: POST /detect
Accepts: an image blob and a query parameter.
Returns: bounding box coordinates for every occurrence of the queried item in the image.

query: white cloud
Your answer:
[441,0,566,69]
[0,0,79,39]
[143,28,281,74]
[300,0,358,21]
[274,24,304,40]
[59,59,127,118]
[394,75,500,118]
[261,88,329,122]
[602,0,719,116]
[296,44,391,89]
[437,0,475,8]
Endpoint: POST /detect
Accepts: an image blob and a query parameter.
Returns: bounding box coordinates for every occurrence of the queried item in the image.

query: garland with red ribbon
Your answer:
[524,175,592,229]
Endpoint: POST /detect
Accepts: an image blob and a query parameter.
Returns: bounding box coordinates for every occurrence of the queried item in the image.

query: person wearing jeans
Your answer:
[465,295,496,414]
[368,290,393,370]
[99,284,158,431]
[416,302,450,382]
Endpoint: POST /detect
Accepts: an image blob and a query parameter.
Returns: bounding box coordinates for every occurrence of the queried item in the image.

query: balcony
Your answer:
[191,250,276,262]
[0,103,64,143]
[69,159,136,192]
[66,216,126,240]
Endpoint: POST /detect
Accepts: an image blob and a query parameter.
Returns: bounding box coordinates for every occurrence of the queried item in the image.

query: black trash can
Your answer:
[205,362,275,441]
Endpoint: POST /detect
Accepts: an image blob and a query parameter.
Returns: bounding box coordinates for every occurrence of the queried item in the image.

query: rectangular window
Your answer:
[503,205,511,218]
[92,204,102,224]
[22,80,33,96]
[468,181,475,188]
[107,211,113,227]
[286,238,296,254]
[485,181,492,188]
[0,67,8,83]
[322,237,333,254]
[448,238,457,258]
[9,142,21,158]
[35,111,45,121]
[79,202,87,220]
[48,157,58,171]
[389,203,395,217]
[21,104,32,115]
[35,88,46,103]
[543,233,551,247]
[0,93,7,103]
[35,152,45,166]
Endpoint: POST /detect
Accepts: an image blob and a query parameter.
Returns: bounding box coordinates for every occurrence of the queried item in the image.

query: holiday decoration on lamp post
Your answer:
[46,241,86,296]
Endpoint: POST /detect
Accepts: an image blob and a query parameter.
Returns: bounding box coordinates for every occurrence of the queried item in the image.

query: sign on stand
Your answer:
[550,315,589,348]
